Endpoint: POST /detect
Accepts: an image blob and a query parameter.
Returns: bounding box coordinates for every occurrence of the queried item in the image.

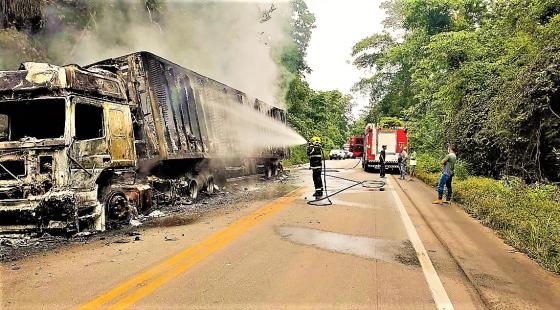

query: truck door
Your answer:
[70,99,110,187]
[107,107,135,166]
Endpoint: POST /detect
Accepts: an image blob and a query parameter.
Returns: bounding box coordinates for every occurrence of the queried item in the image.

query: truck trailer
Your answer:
[0,52,286,234]
[362,123,407,172]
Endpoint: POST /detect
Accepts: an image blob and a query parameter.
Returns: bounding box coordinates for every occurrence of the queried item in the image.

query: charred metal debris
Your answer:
[0,52,286,237]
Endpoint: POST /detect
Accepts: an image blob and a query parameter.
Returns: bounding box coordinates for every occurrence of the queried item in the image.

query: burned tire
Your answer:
[266,165,273,179]
[272,164,278,177]
[188,180,199,200]
[105,192,131,227]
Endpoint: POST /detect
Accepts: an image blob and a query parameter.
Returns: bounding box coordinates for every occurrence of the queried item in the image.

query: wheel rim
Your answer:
[106,192,129,221]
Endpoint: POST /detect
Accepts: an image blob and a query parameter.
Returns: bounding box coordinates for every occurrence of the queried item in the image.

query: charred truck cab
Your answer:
[0,52,287,235]
[0,63,142,234]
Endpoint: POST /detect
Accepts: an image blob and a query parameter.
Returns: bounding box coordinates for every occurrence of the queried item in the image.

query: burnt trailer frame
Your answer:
[0,52,287,235]
[88,52,286,180]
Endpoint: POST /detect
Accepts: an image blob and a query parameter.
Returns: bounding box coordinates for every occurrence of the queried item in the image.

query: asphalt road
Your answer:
[2,159,560,309]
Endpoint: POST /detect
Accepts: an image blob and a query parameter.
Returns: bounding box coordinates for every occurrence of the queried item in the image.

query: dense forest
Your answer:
[281,1,353,162]
[353,0,560,183]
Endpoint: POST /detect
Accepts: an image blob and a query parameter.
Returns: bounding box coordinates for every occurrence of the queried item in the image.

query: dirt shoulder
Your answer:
[395,175,560,309]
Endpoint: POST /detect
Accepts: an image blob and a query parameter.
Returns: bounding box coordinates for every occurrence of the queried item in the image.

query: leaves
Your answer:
[356,0,560,182]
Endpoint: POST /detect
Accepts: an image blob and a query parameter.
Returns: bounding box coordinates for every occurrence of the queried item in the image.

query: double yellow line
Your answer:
[79,190,301,310]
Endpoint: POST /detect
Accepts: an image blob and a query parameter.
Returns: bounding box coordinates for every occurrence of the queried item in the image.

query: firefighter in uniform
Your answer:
[307,136,324,197]
[380,145,387,178]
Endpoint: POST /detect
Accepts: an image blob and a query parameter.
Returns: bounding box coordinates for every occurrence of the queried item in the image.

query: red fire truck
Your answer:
[348,135,364,158]
[362,123,408,172]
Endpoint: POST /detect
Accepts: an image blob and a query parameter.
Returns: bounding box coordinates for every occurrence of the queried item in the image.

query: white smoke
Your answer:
[48,0,291,107]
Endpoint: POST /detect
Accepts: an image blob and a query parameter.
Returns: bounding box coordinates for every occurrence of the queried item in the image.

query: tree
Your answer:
[355,0,560,182]
[0,0,45,32]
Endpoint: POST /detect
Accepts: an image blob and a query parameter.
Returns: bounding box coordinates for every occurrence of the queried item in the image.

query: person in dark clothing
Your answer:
[379,145,387,178]
[307,136,324,197]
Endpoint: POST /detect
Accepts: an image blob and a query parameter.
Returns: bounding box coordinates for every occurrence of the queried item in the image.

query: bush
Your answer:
[416,154,560,273]
[283,145,308,166]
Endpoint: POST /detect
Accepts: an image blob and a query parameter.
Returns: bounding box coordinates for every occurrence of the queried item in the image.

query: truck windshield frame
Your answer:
[0,98,66,142]
[73,98,105,141]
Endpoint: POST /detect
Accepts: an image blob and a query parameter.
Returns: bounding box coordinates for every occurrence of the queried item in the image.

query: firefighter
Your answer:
[307,136,324,197]
[380,145,387,178]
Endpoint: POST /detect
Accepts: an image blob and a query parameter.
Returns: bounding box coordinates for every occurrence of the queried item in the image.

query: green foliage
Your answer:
[283,145,308,166]
[285,76,353,154]
[0,0,45,32]
[416,155,560,273]
[280,1,353,165]
[356,0,560,182]
[379,116,404,127]
[349,117,367,136]
[282,0,315,76]
[0,28,45,69]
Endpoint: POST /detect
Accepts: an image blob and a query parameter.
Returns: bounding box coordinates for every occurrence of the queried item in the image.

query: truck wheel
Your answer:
[266,165,273,179]
[272,164,278,176]
[105,192,131,228]
[188,180,199,200]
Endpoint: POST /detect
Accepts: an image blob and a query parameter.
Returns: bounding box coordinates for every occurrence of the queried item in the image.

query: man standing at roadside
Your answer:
[399,146,408,180]
[433,145,457,205]
[379,145,387,178]
[409,148,417,180]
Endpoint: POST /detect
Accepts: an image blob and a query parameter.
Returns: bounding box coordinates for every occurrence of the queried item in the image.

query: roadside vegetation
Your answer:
[281,1,354,165]
[416,155,560,273]
[354,0,560,273]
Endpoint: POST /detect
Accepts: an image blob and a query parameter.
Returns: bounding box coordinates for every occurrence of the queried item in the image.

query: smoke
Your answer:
[205,96,307,155]
[9,0,308,150]
[45,0,291,107]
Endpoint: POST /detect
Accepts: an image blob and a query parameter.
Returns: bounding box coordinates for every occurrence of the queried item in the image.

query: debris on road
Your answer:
[129,219,143,227]
[147,210,165,218]
[1,172,295,262]
[165,235,179,242]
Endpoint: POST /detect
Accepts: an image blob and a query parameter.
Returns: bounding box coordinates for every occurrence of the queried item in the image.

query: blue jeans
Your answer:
[399,162,406,179]
[438,173,453,200]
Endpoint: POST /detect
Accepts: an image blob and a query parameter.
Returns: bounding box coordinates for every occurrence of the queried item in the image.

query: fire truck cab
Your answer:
[348,135,364,158]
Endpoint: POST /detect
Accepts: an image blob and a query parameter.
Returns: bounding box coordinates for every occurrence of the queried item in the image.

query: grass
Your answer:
[415,154,560,273]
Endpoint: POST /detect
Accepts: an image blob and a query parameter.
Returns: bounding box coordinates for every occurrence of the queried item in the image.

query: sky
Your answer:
[304,0,386,118]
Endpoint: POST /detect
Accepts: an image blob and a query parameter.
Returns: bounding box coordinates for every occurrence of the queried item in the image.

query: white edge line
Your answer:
[388,178,454,310]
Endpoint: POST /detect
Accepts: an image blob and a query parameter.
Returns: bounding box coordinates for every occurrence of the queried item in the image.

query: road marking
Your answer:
[388,177,454,310]
[79,190,302,310]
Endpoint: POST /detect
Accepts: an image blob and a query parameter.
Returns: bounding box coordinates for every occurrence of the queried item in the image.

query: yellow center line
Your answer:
[79,189,302,310]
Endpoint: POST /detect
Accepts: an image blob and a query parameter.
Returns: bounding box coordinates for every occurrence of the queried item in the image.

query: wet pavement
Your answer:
[2,159,560,309]
[276,226,415,265]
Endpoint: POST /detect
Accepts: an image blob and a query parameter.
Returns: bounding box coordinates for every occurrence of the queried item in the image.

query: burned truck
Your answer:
[0,52,286,234]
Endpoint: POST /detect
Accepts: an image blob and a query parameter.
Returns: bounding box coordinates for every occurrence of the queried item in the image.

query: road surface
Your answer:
[2,159,560,309]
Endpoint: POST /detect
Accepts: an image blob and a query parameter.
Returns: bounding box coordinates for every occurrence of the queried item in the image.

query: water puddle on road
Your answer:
[327,198,372,209]
[276,226,419,266]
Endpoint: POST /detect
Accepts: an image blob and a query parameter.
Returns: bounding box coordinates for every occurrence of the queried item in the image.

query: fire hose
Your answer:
[306,153,385,206]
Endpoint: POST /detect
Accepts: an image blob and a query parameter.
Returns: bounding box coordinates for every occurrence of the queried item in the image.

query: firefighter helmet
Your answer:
[311,136,321,144]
